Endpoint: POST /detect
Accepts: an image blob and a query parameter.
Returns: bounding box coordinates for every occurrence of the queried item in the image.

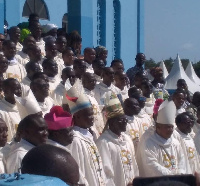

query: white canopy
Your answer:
[159,60,169,79]
[185,61,200,86]
[165,54,200,94]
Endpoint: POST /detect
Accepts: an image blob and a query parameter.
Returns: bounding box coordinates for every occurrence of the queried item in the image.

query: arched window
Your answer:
[22,0,49,20]
[113,0,121,58]
[97,0,106,46]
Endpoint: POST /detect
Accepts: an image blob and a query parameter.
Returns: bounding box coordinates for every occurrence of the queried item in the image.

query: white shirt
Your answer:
[136,131,188,177]
[38,96,54,116]
[68,126,107,186]
[6,139,34,173]
[96,129,139,186]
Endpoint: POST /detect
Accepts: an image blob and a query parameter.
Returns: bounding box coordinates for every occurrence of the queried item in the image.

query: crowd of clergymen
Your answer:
[0,14,200,186]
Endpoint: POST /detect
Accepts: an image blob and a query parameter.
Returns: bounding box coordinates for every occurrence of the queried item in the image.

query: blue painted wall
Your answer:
[2,0,144,70]
[5,0,67,28]
[0,0,4,34]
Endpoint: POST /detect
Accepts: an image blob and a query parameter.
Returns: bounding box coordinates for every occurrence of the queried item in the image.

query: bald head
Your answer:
[21,144,79,185]
[82,72,96,91]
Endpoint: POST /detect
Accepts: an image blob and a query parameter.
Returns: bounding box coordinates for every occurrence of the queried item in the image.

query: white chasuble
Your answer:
[68,127,106,186]
[136,131,187,177]
[6,139,34,173]
[96,129,139,186]
[176,128,200,174]
[0,99,21,142]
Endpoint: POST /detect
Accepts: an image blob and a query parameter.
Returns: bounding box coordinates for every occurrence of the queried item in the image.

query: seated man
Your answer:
[6,114,48,173]
[52,67,76,106]
[82,72,104,137]
[136,101,188,177]
[175,112,200,174]
[66,93,107,186]
[84,47,96,73]
[96,93,138,186]
[92,58,105,84]
[21,144,79,185]
[2,41,26,82]
[0,78,22,141]
[30,78,54,116]
[94,67,117,107]
[128,86,152,135]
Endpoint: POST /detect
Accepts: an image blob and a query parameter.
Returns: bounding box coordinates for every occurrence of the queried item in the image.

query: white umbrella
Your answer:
[185,61,200,86]
[165,54,200,94]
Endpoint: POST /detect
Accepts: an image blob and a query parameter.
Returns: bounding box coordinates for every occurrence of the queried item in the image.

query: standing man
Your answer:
[6,114,48,173]
[126,53,147,86]
[136,101,188,177]
[84,47,96,73]
[66,93,107,186]
[96,93,138,186]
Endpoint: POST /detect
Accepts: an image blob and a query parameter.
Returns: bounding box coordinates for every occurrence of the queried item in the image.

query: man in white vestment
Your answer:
[51,67,76,106]
[6,115,48,173]
[96,92,139,186]
[124,98,143,151]
[8,27,23,52]
[94,67,118,107]
[0,119,8,173]
[0,78,22,141]
[16,36,36,66]
[92,59,105,84]
[31,78,54,116]
[128,86,153,135]
[141,80,156,117]
[45,106,89,186]
[55,36,67,61]
[136,101,188,177]
[175,112,200,174]
[113,71,129,102]
[173,90,186,115]
[21,62,42,88]
[29,22,45,57]
[73,59,87,80]
[66,93,107,186]
[42,59,61,96]
[84,47,96,73]
[2,41,26,82]
[82,72,105,136]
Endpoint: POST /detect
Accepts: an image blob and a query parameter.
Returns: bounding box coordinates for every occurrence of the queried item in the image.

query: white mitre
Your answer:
[156,100,176,125]
[15,89,42,119]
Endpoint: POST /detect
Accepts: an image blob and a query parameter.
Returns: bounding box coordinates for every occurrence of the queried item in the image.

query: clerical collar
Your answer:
[125,115,134,122]
[176,128,191,140]
[73,126,93,139]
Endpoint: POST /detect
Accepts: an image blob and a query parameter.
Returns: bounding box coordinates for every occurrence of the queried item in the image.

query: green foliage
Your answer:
[144,58,157,70]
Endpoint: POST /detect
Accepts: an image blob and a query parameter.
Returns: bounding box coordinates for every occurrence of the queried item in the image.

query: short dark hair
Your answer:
[2,78,18,91]
[111,59,123,67]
